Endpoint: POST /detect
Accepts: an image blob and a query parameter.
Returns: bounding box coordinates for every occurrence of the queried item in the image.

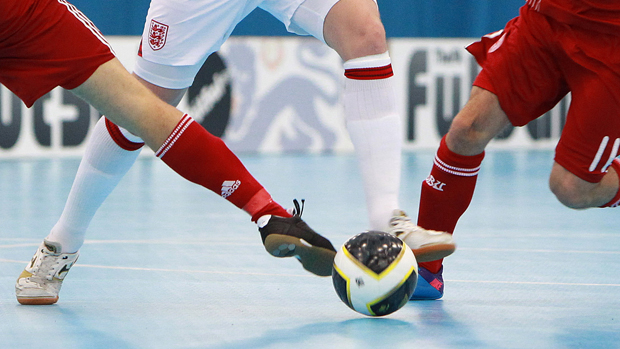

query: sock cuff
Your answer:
[343,52,391,69]
[155,114,193,158]
[344,65,393,80]
[344,52,393,80]
[600,158,620,208]
[104,118,145,151]
[435,136,485,177]
[249,195,291,222]
[244,189,274,219]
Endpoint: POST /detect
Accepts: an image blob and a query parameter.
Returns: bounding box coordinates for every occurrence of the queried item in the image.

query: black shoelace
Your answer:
[292,199,305,217]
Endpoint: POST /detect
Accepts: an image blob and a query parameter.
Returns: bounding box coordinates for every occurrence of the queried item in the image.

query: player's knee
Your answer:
[549,176,591,209]
[345,19,387,57]
[360,22,387,54]
[448,116,476,141]
[324,0,387,60]
[446,89,510,155]
[445,116,488,155]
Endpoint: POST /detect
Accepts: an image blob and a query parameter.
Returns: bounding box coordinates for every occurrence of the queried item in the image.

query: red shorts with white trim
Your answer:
[467,5,620,183]
[0,0,115,107]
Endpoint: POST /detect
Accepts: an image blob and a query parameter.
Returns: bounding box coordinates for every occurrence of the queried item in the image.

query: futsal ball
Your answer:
[332,231,418,316]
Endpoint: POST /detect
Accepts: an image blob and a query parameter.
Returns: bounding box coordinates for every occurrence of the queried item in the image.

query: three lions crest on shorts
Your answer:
[148,20,169,51]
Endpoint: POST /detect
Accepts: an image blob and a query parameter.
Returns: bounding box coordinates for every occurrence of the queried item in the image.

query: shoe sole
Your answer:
[263,234,336,277]
[411,243,456,263]
[16,296,59,305]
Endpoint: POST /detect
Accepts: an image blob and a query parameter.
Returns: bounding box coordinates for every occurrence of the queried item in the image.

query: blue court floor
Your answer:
[0,150,618,349]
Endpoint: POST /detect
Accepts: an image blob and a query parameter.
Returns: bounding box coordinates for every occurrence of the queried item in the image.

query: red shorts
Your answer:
[0,0,115,107]
[468,5,620,183]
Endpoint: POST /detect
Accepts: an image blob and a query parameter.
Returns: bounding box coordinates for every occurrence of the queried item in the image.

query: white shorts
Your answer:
[134,0,340,89]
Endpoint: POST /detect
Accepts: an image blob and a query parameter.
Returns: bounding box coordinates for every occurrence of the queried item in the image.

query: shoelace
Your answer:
[29,253,59,282]
[292,198,305,217]
[391,215,412,228]
[390,216,425,238]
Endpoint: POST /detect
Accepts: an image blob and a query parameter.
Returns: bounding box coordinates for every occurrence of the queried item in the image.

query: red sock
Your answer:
[155,115,291,221]
[600,158,620,208]
[417,136,484,273]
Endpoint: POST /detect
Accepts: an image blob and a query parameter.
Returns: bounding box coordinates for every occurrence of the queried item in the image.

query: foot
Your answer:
[410,266,444,300]
[15,240,79,305]
[258,200,336,277]
[388,210,456,263]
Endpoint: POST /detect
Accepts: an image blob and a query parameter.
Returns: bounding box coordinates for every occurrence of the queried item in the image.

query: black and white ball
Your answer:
[332,231,418,316]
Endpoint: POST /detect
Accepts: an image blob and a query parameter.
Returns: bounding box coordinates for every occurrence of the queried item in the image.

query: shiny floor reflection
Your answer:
[1,151,618,349]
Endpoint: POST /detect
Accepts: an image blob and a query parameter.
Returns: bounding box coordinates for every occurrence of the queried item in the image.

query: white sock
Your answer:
[46,118,142,252]
[343,52,401,231]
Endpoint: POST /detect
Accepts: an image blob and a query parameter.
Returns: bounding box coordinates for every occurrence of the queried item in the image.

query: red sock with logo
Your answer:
[155,115,291,222]
[417,136,484,273]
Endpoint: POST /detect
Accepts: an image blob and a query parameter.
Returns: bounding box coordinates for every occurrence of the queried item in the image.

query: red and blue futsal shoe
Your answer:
[410,266,444,300]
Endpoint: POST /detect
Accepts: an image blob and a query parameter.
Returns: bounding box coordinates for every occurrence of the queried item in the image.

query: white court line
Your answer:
[447,279,620,287]
[0,258,313,278]
[1,258,619,286]
[0,240,259,249]
[83,239,256,246]
[0,243,41,249]
[76,263,315,278]
[3,242,620,255]
[458,247,620,255]
[0,238,42,242]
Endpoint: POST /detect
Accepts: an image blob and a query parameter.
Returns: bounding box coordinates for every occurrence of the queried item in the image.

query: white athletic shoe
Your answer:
[15,240,79,305]
[388,210,456,263]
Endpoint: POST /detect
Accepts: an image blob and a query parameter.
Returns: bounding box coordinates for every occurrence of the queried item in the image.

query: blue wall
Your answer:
[71,0,523,38]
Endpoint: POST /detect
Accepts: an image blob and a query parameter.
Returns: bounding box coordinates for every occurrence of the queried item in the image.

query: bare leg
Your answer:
[323,0,387,60]
[550,162,619,208]
[446,87,512,155]
[71,58,182,149]
[132,73,187,107]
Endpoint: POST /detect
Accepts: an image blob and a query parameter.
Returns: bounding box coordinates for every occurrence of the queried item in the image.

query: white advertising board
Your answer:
[0,36,568,157]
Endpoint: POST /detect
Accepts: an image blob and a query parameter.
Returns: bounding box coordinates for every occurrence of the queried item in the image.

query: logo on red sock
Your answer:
[425,175,446,191]
[221,180,241,198]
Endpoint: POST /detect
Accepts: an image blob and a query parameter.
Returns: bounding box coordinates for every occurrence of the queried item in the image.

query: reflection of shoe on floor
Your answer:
[258,200,336,277]
[388,210,456,262]
[16,240,79,305]
[410,266,444,300]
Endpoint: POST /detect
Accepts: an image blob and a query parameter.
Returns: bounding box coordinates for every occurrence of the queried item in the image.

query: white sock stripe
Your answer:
[156,114,191,155]
[434,157,480,177]
[57,0,115,54]
[434,155,481,176]
[155,114,193,158]
[601,138,620,172]
[159,118,194,158]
